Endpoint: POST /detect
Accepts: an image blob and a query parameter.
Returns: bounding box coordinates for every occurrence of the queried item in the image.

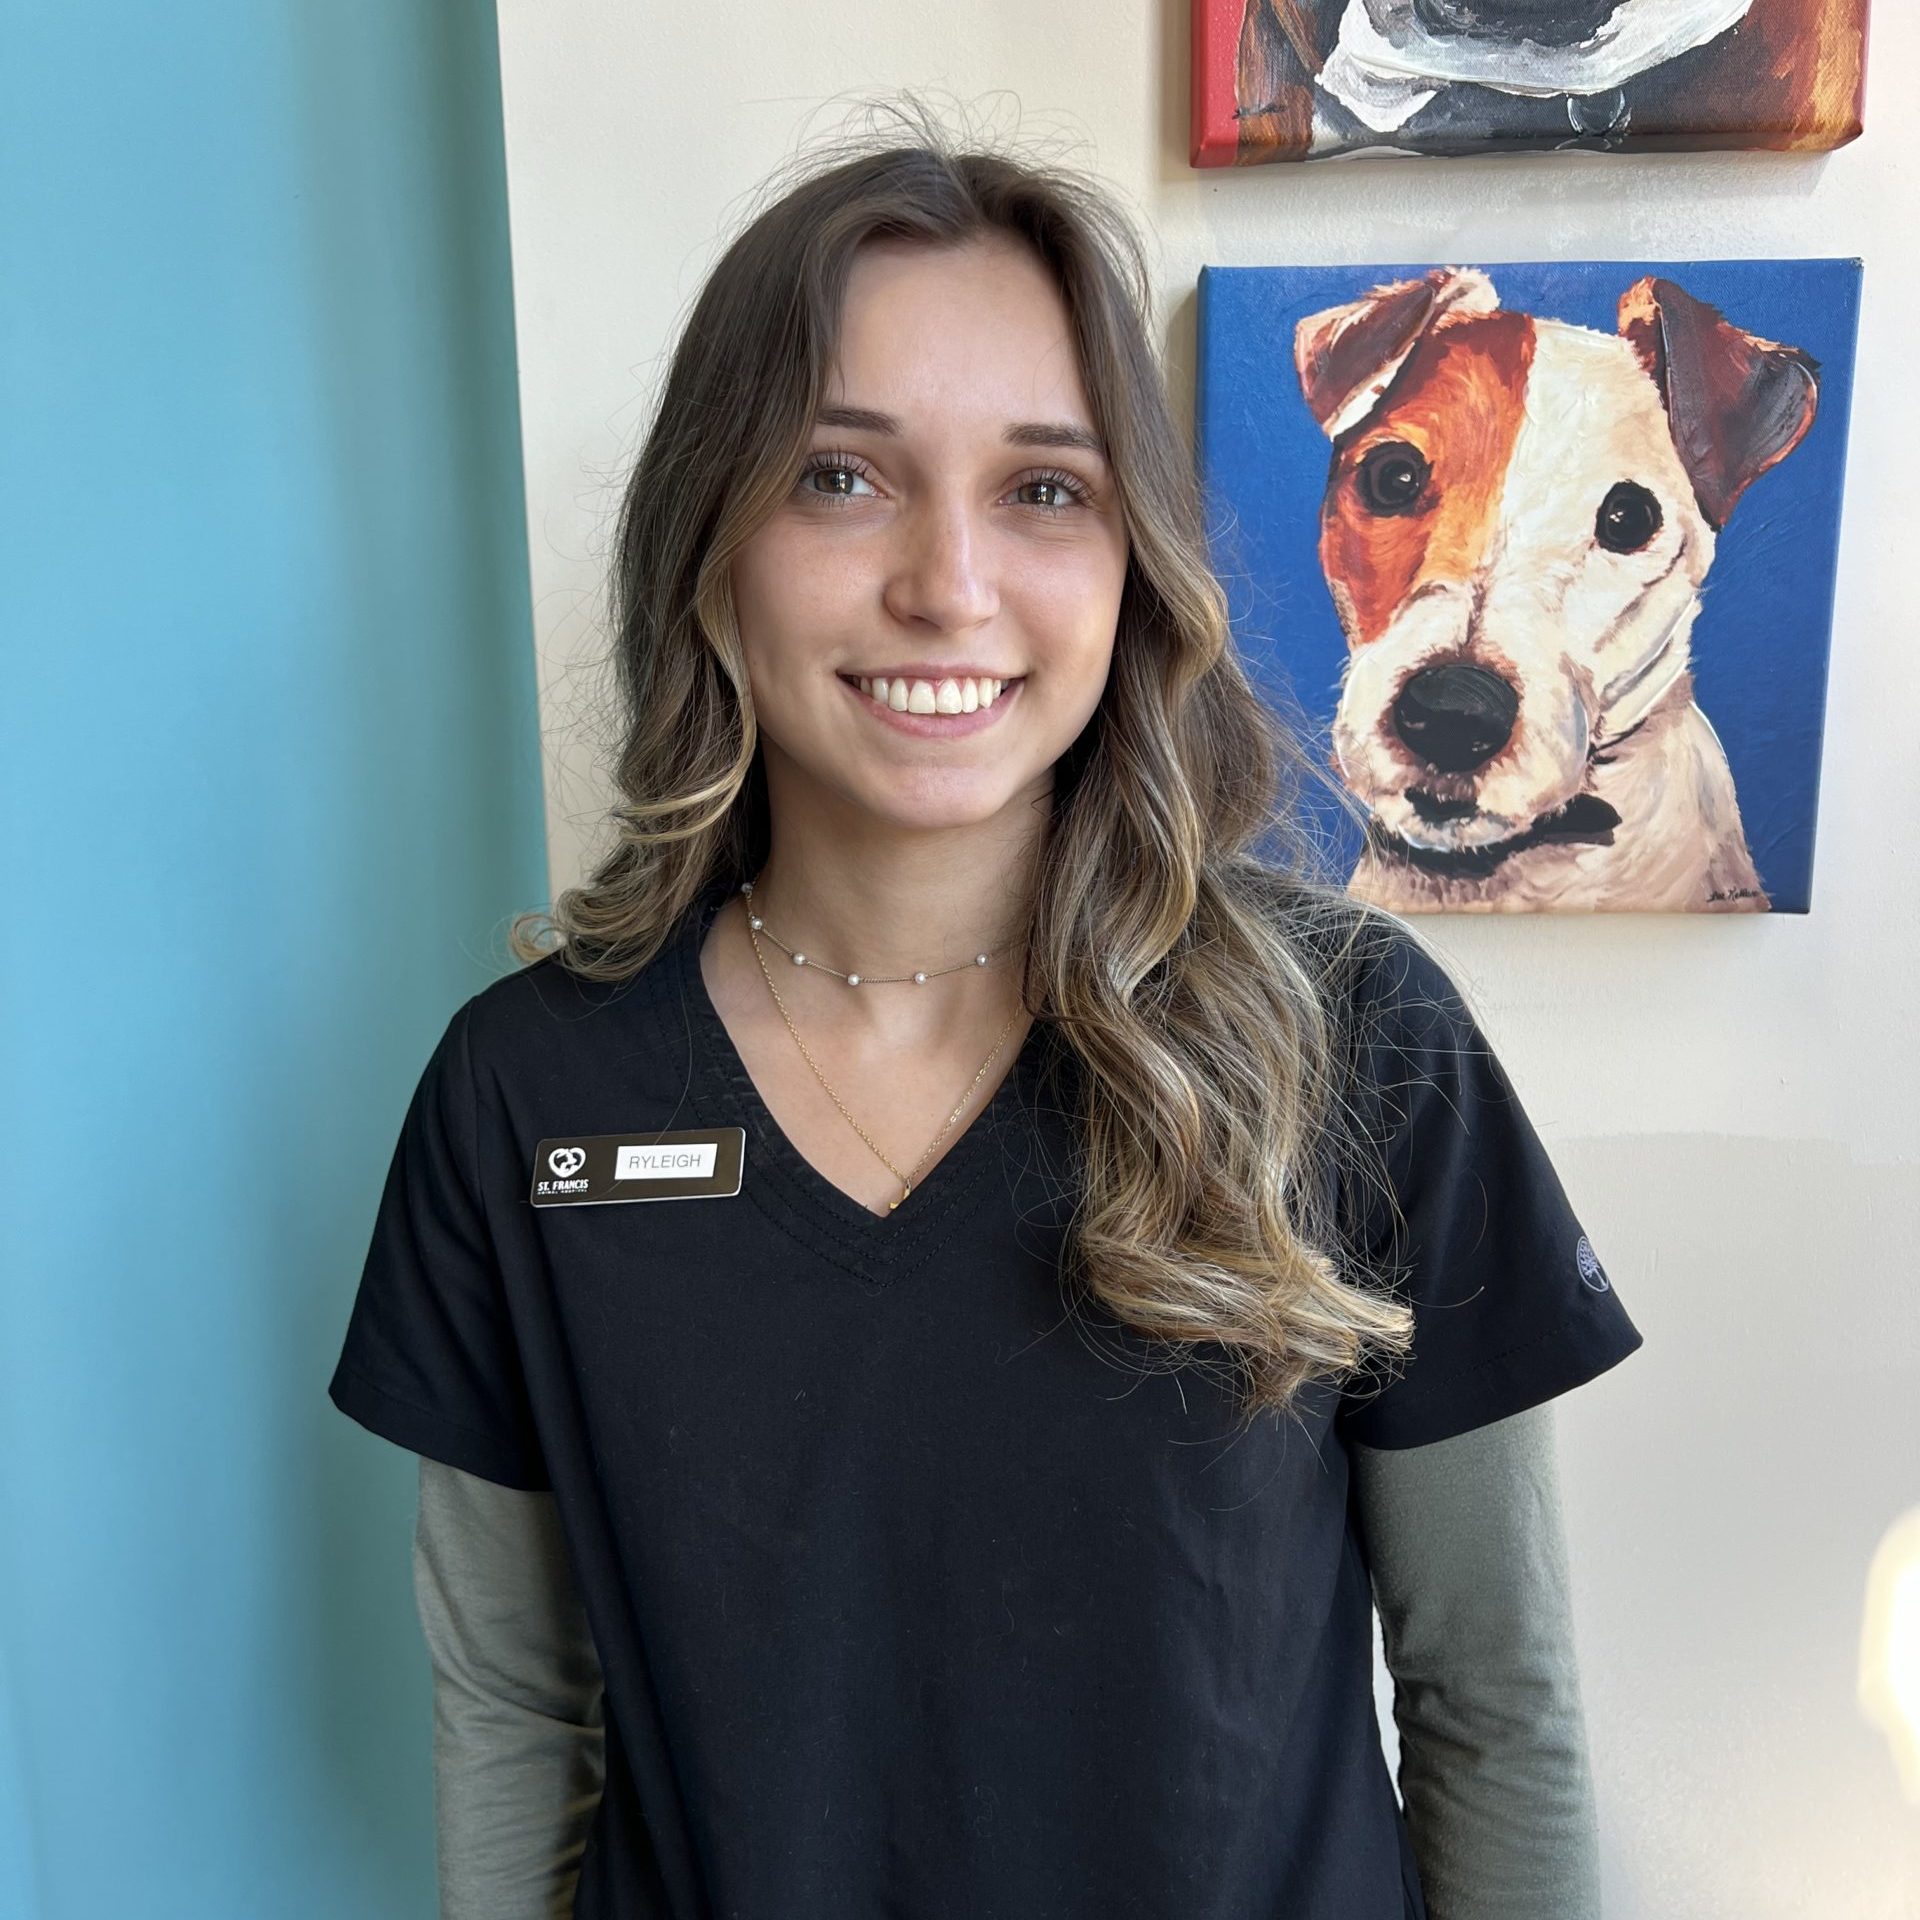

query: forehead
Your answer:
[826,237,1093,424]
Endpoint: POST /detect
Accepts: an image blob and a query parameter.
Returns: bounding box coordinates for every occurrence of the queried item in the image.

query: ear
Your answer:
[1294,267,1498,440]
[1617,276,1821,527]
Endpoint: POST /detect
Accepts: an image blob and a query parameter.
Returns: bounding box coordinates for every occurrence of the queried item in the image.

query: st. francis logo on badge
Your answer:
[529,1129,745,1206]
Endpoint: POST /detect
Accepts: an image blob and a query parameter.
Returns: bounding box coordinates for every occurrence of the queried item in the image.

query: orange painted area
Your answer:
[1319,312,1536,648]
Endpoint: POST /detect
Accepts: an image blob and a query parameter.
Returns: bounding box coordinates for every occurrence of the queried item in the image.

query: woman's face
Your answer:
[729,234,1131,838]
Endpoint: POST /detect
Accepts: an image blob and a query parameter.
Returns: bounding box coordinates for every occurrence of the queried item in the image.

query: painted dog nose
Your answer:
[1392,661,1518,774]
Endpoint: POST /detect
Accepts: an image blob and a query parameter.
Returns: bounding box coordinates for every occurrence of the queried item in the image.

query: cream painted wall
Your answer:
[494,6,1919,1911]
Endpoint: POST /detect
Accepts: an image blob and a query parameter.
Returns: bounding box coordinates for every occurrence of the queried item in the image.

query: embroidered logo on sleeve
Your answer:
[1574,1233,1611,1292]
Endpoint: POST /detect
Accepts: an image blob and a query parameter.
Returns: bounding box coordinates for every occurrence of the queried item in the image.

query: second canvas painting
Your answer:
[1192,0,1871,163]
[1195,257,1861,914]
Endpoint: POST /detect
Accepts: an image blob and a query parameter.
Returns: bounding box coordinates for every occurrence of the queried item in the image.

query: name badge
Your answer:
[529,1128,745,1206]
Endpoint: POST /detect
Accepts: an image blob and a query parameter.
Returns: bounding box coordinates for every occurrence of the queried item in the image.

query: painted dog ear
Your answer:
[1294,267,1498,439]
[1618,276,1820,527]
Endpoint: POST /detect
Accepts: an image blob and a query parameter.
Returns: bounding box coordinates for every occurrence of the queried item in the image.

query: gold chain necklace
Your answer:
[744,897,1026,1213]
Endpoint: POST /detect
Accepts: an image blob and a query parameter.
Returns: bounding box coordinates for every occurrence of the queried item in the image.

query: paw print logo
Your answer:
[547,1146,587,1179]
[1574,1233,1610,1293]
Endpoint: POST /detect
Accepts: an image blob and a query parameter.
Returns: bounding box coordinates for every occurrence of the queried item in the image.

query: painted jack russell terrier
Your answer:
[1293,266,1819,913]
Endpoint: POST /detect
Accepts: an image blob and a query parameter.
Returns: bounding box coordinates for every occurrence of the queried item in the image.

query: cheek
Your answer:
[730,525,851,670]
[1010,539,1126,658]
[728,533,784,661]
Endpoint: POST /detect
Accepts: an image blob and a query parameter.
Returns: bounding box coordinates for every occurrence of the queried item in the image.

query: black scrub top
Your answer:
[328,874,1643,1920]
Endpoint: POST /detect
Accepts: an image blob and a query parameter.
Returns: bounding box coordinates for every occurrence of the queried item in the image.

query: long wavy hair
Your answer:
[510,101,1422,1432]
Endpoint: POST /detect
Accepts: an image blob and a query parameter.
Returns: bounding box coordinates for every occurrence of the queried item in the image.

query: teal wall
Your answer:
[0,5,549,1913]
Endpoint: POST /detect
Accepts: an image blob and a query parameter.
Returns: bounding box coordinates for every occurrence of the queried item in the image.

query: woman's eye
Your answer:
[1017,478,1070,511]
[796,459,1091,512]
[1012,471,1092,513]
[800,461,875,501]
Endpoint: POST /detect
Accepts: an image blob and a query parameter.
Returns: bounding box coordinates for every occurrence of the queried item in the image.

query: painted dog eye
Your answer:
[1596,480,1663,553]
[1354,441,1429,516]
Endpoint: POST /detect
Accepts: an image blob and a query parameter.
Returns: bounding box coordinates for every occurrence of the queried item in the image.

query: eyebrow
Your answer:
[814,403,1108,460]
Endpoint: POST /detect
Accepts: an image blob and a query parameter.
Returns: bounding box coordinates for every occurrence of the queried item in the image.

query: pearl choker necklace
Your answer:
[737,878,1005,987]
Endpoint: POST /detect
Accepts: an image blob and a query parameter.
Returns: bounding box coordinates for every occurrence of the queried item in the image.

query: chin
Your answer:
[858,777,1031,834]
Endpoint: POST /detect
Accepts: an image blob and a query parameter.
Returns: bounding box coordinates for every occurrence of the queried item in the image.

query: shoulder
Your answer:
[1226,861,1473,1053]
[1345,916,1478,1059]
[461,951,567,1019]
[1222,871,1495,1199]
[460,947,628,1034]
[1337,917,1494,1155]
[454,926,686,1086]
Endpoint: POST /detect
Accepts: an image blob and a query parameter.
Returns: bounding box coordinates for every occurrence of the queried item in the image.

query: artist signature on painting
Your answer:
[1707,885,1763,903]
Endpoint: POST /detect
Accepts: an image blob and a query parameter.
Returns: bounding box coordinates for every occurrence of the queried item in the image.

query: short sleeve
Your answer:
[327,1001,551,1490]
[1333,929,1644,1450]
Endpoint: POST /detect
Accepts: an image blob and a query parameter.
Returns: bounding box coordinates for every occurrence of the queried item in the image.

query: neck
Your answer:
[747,775,1051,983]
[709,754,1052,1068]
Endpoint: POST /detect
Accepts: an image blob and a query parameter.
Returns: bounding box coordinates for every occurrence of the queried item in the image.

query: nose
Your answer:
[881,495,998,634]
[1392,660,1518,774]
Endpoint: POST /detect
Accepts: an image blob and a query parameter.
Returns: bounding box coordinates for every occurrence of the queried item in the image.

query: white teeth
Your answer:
[854,675,1012,714]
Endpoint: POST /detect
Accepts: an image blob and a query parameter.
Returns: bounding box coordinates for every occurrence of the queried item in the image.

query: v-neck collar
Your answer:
[669,877,1052,1267]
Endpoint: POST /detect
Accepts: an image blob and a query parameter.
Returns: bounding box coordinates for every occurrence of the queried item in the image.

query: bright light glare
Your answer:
[1859,1506,1920,1803]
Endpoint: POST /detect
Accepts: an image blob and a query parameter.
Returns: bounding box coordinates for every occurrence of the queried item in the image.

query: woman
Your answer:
[330,115,1643,1919]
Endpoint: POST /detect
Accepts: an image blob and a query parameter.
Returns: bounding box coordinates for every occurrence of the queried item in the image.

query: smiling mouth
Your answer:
[840,672,1021,716]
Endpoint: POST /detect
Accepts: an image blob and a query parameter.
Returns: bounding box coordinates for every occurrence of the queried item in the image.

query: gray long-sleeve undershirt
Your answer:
[1350,1403,1606,1919]
[411,1457,606,1919]
[410,1399,1602,1919]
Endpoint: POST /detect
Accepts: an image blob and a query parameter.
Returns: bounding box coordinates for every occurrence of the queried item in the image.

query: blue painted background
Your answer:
[0,5,548,1914]
[1196,258,1863,914]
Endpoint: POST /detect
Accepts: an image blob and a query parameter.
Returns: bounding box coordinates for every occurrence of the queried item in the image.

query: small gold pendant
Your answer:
[888,1181,912,1212]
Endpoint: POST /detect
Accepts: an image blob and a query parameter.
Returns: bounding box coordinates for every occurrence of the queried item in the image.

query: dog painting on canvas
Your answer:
[1291,266,1819,913]
[1210,0,1870,161]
